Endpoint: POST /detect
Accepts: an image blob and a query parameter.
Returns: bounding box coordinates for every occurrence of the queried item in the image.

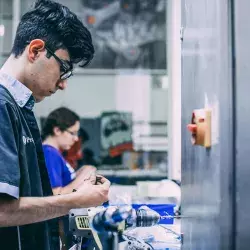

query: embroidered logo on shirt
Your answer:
[22,135,34,145]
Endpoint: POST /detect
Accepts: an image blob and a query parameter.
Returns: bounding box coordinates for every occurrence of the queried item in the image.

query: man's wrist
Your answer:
[54,192,80,211]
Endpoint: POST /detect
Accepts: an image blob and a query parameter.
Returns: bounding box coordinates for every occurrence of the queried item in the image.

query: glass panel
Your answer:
[78,0,167,71]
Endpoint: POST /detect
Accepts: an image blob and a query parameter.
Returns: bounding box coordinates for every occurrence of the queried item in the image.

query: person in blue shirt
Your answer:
[42,107,96,195]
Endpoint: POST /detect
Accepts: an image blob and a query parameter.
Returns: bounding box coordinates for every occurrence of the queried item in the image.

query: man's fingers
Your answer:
[83,171,96,181]
[96,176,110,187]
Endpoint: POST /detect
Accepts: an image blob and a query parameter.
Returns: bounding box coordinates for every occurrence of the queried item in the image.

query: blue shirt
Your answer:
[0,71,58,250]
[43,145,76,188]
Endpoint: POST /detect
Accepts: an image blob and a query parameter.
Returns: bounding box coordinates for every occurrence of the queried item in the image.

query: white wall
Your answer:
[151,88,168,122]
[34,73,168,123]
[115,74,151,121]
[34,74,116,118]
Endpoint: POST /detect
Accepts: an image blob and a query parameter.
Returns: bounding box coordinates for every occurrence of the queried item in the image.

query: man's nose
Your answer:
[57,80,67,90]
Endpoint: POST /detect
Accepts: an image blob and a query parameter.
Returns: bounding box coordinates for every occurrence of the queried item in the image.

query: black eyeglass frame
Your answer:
[25,41,92,74]
[45,45,73,80]
[65,129,79,137]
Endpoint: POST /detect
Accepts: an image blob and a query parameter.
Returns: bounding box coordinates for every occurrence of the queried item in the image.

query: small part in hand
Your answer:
[95,176,102,185]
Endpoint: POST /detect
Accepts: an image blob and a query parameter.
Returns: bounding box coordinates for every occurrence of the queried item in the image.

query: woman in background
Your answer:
[42,107,96,195]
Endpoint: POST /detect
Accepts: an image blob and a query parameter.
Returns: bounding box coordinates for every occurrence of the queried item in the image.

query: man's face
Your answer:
[24,39,73,102]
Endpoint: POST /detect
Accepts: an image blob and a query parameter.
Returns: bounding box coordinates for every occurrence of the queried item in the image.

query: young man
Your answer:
[0,0,110,249]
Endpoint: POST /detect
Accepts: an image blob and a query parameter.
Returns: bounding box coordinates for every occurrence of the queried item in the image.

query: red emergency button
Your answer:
[187,124,197,133]
[187,109,212,148]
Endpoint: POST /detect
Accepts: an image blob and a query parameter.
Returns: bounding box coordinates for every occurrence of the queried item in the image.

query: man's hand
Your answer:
[72,176,110,207]
[0,176,110,227]
[52,166,98,195]
[76,165,97,185]
[76,165,97,176]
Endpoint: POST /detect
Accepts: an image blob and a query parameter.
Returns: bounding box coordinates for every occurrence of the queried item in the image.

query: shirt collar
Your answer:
[0,71,35,110]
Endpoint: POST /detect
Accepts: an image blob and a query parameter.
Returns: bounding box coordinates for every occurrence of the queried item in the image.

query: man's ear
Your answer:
[27,39,45,62]
[53,127,62,136]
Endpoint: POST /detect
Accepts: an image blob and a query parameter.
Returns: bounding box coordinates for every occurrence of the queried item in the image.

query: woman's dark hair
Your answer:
[12,0,94,65]
[42,107,80,139]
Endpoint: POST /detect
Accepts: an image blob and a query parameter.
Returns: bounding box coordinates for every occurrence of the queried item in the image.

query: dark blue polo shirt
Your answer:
[0,72,59,250]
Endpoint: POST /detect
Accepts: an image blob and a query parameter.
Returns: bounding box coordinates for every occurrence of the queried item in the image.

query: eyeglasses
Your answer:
[45,45,73,80]
[65,129,79,137]
[79,59,92,68]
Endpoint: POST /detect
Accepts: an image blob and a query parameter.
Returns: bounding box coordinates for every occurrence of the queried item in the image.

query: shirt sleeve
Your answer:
[43,147,65,188]
[0,101,20,199]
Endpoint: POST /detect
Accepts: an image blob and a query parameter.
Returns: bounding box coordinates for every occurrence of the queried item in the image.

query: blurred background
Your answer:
[0,0,180,185]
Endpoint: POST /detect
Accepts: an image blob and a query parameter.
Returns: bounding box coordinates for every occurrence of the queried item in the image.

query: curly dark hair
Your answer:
[11,0,94,66]
[42,107,80,139]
